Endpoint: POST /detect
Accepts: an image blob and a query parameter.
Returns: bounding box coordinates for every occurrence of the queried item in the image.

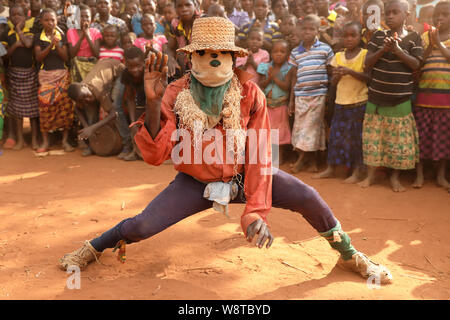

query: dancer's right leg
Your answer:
[59,173,213,270]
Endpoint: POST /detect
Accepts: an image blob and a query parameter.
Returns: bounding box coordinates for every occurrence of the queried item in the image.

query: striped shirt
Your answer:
[367,30,423,106]
[99,46,124,62]
[237,19,282,44]
[416,31,450,109]
[288,39,334,97]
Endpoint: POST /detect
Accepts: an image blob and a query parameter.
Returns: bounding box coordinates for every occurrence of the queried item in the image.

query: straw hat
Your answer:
[177,17,248,57]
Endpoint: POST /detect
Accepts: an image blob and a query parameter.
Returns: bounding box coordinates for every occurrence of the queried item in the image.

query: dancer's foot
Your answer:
[337,252,393,284]
[390,173,406,192]
[313,166,334,179]
[59,240,101,271]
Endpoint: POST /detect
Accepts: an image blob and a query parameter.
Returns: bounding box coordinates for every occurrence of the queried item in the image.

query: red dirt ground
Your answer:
[0,146,449,300]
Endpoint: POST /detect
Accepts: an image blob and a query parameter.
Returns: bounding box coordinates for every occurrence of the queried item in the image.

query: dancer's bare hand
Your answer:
[144,51,168,101]
[246,219,274,249]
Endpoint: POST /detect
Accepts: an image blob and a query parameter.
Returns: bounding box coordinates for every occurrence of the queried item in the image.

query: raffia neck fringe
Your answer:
[173,75,246,161]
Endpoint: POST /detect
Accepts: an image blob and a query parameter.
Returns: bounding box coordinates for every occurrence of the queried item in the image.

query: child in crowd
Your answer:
[34,8,74,153]
[121,32,137,50]
[99,24,124,62]
[85,0,97,19]
[131,0,156,37]
[418,4,434,30]
[67,4,101,82]
[236,27,270,85]
[240,0,255,20]
[287,24,302,50]
[360,0,423,192]
[167,0,199,79]
[116,46,147,161]
[160,1,176,36]
[237,0,283,52]
[1,5,39,150]
[413,0,450,190]
[315,21,369,183]
[315,0,337,48]
[289,14,333,173]
[272,0,289,22]
[134,13,167,53]
[279,13,297,40]
[292,0,303,19]
[207,3,226,17]
[111,0,121,17]
[258,39,294,164]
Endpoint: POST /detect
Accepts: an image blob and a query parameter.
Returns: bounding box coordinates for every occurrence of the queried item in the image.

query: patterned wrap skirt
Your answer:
[414,106,450,161]
[6,66,39,118]
[362,100,419,170]
[291,95,327,152]
[327,103,366,169]
[38,69,74,133]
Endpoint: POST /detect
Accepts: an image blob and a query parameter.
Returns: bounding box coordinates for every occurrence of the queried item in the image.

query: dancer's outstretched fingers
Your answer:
[266,232,274,248]
[161,53,169,71]
[155,51,163,72]
[255,223,268,248]
[148,52,156,71]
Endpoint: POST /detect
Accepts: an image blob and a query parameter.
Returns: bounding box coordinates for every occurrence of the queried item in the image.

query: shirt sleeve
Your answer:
[237,23,249,41]
[288,50,297,67]
[240,82,273,236]
[324,44,334,64]
[410,32,423,62]
[421,31,430,51]
[367,30,384,53]
[133,82,179,166]
[329,54,337,67]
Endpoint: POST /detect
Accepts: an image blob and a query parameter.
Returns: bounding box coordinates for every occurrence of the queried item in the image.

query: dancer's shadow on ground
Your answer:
[249,264,371,300]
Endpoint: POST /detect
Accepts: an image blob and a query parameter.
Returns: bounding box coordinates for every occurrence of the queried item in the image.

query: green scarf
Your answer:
[190,75,231,117]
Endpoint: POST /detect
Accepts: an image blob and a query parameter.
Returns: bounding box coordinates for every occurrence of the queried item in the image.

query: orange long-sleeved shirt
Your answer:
[133,69,272,235]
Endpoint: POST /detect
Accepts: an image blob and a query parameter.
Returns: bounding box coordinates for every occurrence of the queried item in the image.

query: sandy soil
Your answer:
[0,146,449,300]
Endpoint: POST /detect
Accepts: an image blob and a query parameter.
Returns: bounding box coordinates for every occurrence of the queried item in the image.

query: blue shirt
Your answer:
[288,39,334,97]
[131,14,165,36]
[257,61,291,100]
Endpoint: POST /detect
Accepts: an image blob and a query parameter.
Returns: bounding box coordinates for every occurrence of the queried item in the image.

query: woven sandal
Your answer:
[337,252,393,284]
[59,240,101,271]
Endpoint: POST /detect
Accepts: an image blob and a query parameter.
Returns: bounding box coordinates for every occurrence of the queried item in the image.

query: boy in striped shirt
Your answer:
[288,14,334,173]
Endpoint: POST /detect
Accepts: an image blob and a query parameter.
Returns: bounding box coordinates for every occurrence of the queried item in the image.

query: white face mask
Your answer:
[190,50,234,87]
